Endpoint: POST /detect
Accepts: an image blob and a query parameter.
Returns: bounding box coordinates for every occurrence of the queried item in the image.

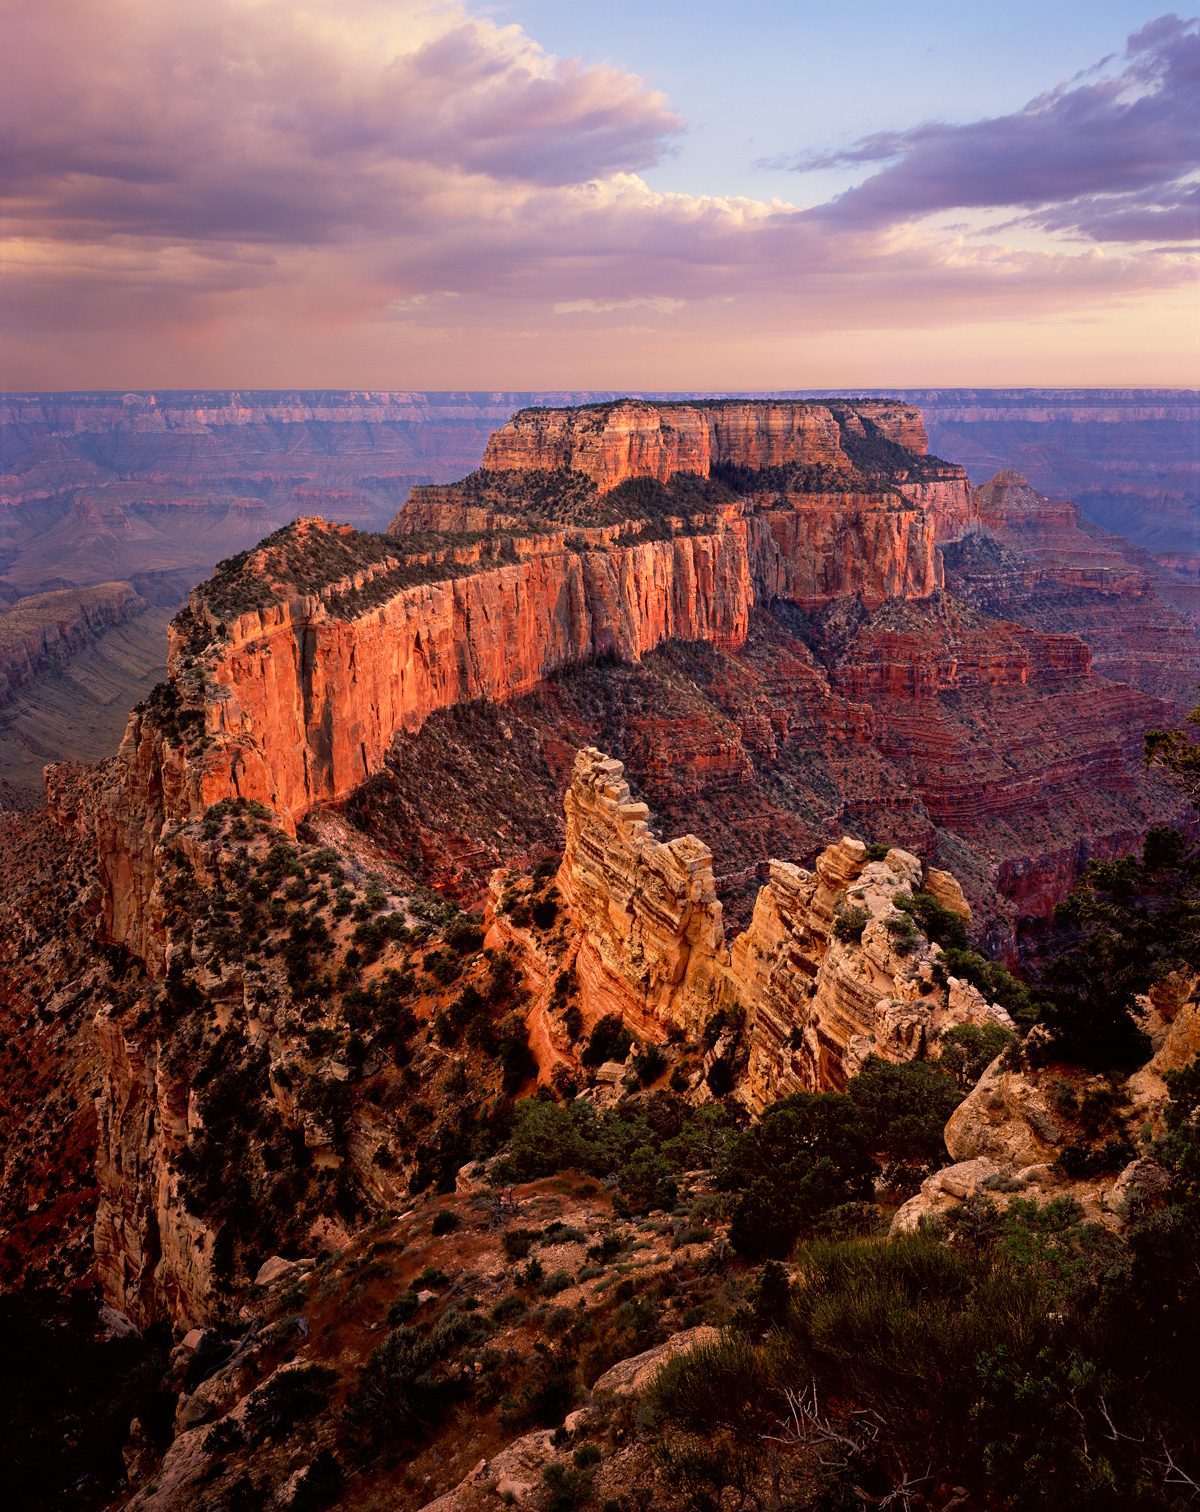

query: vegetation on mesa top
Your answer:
[182,519,524,643]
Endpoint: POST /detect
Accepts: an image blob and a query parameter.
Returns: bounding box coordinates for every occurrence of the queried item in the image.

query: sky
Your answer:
[1,0,1197,391]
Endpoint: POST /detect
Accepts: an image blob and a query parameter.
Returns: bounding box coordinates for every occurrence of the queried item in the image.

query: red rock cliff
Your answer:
[90,515,754,965]
[480,400,853,491]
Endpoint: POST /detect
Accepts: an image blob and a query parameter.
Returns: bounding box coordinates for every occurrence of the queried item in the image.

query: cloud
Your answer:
[553,296,684,315]
[775,12,1200,243]
[0,0,683,246]
[0,1,1196,389]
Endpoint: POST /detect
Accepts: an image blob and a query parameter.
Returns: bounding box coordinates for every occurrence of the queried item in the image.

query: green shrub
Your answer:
[847,1055,963,1176]
[717,1092,877,1259]
[883,912,921,955]
[573,1443,602,1468]
[649,1203,1200,1510]
[431,1210,459,1237]
[244,1365,335,1443]
[545,1305,574,1336]
[832,905,869,943]
[346,1314,468,1451]
[747,1259,792,1336]
[582,1013,634,1068]
[649,1332,771,1439]
[531,893,560,931]
[542,1463,591,1512]
[618,1145,677,1213]
[633,1043,668,1086]
[493,1099,611,1184]
[444,914,485,954]
[518,1257,545,1289]
[503,1228,536,1261]
[1163,1053,1200,1200]
[894,890,969,951]
[290,1449,343,1510]
[491,1294,528,1324]
[939,1023,1015,1086]
[386,1291,419,1326]
[496,1016,538,1094]
[586,1234,624,1264]
[1055,1137,1136,1179]
[670,1225,709,1251]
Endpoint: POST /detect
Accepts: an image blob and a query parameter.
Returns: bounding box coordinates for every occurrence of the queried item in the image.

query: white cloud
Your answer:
[553,296,685,315]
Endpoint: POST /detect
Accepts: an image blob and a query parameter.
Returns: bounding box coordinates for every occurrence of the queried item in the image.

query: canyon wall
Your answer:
[89,516,755,966]
[945,470,1200,715]
[746,495,944,604]
[0,581,148,706]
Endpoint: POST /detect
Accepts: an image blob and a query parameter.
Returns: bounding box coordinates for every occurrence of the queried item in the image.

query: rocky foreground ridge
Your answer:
[5,728,1196,1511]
[24,742,1012,1335]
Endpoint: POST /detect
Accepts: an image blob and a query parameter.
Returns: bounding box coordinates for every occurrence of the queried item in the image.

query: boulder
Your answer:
[98,1304,141,1340]
[254,1255,297,1286]
[889,1158,1001,1235]
[175,1367,238,1432]
[591,1325,720,1397]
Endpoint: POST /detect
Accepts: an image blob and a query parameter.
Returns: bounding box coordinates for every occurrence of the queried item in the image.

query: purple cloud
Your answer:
[777,13,1200,242]
[0,0,684,249]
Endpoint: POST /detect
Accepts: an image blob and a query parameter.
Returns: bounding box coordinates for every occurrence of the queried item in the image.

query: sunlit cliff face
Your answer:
[1,1,1197,388]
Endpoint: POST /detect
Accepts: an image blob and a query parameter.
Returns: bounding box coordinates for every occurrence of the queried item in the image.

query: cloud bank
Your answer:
[780,12,1200,244]
[1,1,1196,388]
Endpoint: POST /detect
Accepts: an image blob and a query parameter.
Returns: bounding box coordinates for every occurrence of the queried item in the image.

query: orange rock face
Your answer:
[555,747,732,1043]
[540,747,1014,1105]
[747,495,945,607]
[86,516,755,964]
[480,400,853,492]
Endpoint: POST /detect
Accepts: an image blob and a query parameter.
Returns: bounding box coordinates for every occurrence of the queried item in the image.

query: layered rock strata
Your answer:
[946,471,1200,714]
[540,748,1013,1108]
[554,749,731,1043]
[0,581,148,706]
[479,400,853,490]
